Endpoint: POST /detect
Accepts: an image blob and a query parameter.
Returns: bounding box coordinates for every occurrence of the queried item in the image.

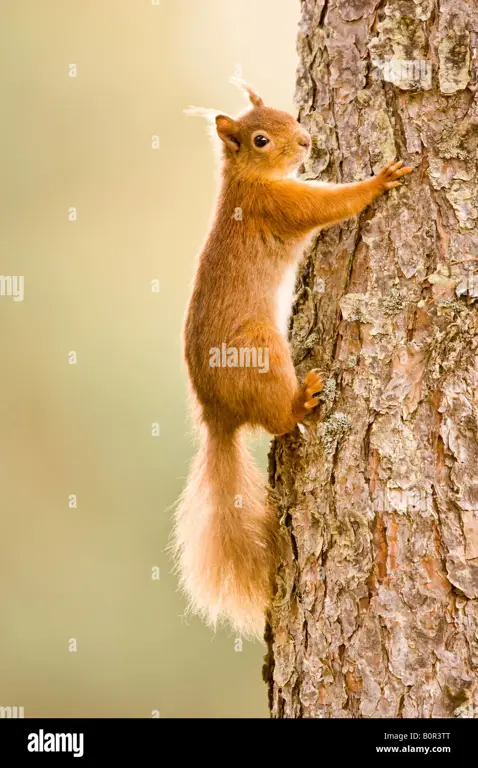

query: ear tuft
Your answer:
[183,105,222,121]
[229,76,265,108]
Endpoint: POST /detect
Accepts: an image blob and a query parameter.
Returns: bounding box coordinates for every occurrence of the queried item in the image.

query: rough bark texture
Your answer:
[266,0,478,718]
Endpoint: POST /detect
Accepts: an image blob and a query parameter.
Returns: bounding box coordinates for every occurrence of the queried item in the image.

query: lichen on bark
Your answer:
[267,0,478,719]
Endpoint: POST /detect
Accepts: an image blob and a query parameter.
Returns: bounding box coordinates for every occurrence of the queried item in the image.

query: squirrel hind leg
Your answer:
[228,323,302,435]
[254,367,324,437]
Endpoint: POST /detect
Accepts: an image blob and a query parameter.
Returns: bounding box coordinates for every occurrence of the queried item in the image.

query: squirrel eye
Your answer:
[253,135,269,148]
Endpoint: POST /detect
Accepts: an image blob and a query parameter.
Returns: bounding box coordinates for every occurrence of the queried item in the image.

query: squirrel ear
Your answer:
[230,76,264,108]
[215,115,241,152]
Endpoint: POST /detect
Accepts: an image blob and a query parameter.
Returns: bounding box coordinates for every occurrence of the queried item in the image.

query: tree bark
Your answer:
[266,0,478,718]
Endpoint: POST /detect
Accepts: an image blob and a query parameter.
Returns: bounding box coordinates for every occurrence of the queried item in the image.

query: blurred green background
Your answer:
[0,0,299,717]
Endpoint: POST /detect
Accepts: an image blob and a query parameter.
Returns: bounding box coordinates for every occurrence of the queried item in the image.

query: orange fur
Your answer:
[172,79,413,637]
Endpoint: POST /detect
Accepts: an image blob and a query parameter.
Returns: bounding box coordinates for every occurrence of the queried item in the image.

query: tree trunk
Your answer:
[266,0,478,719]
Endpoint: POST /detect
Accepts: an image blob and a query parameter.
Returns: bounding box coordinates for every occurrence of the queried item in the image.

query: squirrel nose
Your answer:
[298,134,311,149]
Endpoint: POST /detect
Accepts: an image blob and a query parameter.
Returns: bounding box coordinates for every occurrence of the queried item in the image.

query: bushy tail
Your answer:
[172,423,281,637]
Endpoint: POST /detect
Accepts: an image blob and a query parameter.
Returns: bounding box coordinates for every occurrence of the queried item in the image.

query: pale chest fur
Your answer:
[274,238,310,337]
[275,262,298,337]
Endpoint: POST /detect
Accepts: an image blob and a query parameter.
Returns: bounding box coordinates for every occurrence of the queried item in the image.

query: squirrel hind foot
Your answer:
[304,368,325,397]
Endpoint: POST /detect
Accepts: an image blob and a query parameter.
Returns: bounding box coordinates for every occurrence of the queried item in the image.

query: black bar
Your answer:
[1,717,474,761]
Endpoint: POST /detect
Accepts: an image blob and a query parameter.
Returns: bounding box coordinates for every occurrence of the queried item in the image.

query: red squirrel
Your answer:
[173,78,413,636]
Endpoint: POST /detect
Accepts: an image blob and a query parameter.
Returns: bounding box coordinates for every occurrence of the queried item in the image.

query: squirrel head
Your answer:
[185,78,311,181]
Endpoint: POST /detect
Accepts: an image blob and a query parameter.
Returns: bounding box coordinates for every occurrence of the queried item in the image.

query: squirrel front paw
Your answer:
[375,160,414,193]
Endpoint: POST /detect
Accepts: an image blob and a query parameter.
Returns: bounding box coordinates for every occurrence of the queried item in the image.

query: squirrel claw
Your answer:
[304,396,320,410]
